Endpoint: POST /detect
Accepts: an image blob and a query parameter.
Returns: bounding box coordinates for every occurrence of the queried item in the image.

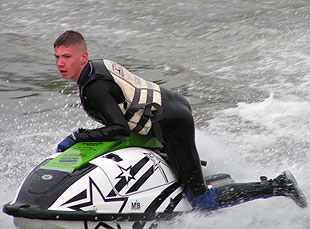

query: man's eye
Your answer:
[64,55,71,58]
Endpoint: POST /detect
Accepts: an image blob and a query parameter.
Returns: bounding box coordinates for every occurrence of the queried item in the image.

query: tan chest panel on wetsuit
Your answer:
[103,59,162,135]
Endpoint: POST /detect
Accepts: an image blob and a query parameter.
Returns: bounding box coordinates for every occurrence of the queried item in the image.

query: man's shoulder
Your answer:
[89,59,114,81]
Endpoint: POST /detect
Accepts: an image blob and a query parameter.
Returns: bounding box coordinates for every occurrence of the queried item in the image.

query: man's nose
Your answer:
[57,57,64,66]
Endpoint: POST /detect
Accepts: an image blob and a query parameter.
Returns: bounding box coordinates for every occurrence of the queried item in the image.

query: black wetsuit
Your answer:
[70,61,284,209]
[75,62,206,196]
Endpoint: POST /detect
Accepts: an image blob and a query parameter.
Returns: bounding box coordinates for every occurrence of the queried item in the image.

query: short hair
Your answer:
[54,30,87,51]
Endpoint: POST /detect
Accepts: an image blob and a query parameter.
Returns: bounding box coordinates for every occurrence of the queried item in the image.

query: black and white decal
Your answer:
[6,147,194,229]
[61,177,128,212]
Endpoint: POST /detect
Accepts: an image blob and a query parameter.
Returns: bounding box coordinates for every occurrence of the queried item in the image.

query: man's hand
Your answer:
[56,133,77,152]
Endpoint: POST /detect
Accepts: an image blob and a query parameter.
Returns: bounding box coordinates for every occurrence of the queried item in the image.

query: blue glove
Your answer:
[57,133,77,152]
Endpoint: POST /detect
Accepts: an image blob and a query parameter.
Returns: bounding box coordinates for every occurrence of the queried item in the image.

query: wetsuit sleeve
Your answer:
[75,80,130,142]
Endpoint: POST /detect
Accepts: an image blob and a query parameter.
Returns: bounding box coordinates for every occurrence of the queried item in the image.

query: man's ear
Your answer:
[81,51,88,65]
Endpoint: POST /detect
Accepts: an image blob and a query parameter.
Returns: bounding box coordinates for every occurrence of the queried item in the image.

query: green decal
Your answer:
[40,132,162,173]
[40,141,118,173]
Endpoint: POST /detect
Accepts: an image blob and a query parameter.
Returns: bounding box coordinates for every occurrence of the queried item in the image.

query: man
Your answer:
[54,30,307,210]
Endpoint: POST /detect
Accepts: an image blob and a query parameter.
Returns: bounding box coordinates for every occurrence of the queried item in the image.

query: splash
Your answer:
[225,94,310,136]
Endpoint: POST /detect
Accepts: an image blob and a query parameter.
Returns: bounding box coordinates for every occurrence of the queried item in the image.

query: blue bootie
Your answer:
[186,186,220,211]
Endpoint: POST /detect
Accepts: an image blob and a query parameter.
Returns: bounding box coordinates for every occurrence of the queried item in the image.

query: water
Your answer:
[1,0,310,228]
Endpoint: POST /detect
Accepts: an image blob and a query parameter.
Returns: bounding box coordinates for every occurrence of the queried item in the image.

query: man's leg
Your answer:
[213,170,307,209]
[163,133,207,196]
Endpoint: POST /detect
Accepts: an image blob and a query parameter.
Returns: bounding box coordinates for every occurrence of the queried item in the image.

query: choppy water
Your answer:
[1,0,310,228]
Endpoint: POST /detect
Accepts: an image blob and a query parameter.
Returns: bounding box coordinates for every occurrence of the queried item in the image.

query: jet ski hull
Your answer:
[3,141,234,229]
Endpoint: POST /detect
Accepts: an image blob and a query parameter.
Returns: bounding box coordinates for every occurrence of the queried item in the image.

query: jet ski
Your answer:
[3,132,234,229]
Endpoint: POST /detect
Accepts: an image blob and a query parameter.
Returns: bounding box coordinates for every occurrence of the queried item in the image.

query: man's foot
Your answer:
[272,170,307,208]
[185,186,219,211]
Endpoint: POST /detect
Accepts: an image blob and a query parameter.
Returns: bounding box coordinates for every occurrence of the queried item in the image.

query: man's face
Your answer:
[54,45,86,83]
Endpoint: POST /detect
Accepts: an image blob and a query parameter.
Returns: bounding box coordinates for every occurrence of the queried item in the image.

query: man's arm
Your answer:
[75,79,131,142]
